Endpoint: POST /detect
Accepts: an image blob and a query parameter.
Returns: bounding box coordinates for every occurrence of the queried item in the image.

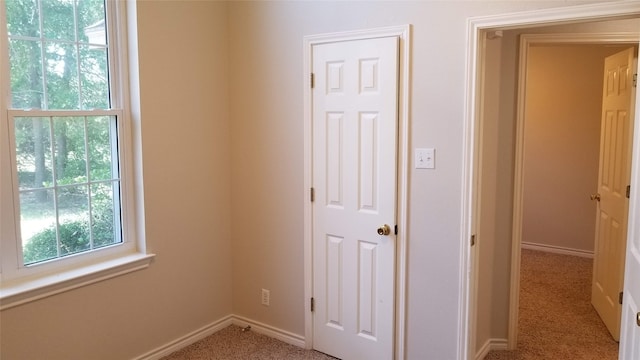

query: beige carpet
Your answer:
[161,325,338,360]
[484,249,618,360]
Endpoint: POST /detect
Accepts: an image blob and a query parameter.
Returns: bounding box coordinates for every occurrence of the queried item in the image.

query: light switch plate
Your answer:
[415,148,435,169]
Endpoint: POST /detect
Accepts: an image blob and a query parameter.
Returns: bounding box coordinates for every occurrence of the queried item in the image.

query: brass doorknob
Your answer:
[590,193,601,202]
[377,224,391,236]
[636,312,640,327]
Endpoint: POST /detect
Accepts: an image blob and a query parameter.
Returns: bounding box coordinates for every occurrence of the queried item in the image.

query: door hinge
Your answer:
[310,187,315,202]
[627,185,631,199]
[311,297,315,312]
[634,74,638,88]
[620,291,624,305]
[310,73,315,89]
[471,234,476,247]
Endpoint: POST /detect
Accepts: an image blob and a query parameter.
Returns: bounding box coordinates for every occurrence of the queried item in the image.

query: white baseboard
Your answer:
[134,314,306,360]
[133,315,234,360]
[521,242,593,258]
[232,315,306,348]
[475,338,508,360]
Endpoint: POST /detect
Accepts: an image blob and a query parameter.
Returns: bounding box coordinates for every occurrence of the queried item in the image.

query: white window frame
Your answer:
[0,0,153,310]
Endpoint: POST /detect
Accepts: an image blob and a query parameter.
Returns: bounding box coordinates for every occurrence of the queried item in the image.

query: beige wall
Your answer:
[2,2,638,360]
[1,2,233,359]
[476,30,520,353]
[523,44,628,253]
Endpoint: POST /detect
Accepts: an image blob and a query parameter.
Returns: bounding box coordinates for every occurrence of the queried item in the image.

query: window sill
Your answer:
[0,252,155,310]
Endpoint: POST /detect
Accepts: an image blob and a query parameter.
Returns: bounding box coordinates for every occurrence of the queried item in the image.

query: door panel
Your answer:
[620,247,640,358]
[619,48,640,360]
[592,47,635,341]
[312,36,398,360]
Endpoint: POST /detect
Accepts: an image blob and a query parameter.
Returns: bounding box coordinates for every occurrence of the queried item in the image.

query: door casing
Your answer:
[464,3,640,360]
[303,25,411,360]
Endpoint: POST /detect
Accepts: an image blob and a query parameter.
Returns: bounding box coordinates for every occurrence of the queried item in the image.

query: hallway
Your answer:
[485,250,618,359]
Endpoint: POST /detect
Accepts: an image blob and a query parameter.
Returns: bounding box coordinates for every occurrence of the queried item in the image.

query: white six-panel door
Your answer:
[620,197,640,358]
[619,48,640,360]
[311,36,399,360]
[592,47,635,342]
[620,167,640,358]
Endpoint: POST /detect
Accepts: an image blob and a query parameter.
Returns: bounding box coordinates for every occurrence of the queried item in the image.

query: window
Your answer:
[1,0,151,308]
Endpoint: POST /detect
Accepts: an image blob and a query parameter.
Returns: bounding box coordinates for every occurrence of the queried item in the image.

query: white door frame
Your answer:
[509,33,639,349]
[303,25,411,360]
[463,3,640,359]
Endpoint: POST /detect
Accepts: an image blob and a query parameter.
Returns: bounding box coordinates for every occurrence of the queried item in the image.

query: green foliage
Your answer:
[23,197,118,264]
[23,220,89,264]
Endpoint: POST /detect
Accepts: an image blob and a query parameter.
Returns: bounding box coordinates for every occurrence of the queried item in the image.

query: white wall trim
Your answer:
[133,315,234,360]
[133,314,307,360]
[303,25,411,360]
[474,338,508,360]
[0,252,154,310]
[521,242,594,259]
[518,32,640,44]
[463,2,640,359]
[465,1,640,30]
[232,315,306,348]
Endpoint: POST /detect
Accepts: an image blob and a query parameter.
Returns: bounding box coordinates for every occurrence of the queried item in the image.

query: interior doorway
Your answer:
[464,7,640,360]
[510,37,638,355]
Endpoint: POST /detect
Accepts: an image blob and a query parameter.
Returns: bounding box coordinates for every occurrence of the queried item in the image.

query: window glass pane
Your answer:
[91,182,119,248]
[53,117,87,185]
[5,0,40,38]
[6,0,124,268]
[57,185,90,256]
[87,116,116,180]
[9,39,45,109]
[77,0,106,45]
[6,0,110,111]
[42,0,76,41]
[14,117,53,190]
[15,115,122,264]
[21,189,57,265]
[45,41,80,109]
[80,45,109,109]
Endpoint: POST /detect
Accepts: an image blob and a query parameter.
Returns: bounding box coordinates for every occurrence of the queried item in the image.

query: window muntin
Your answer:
[3,0,125,269]
[7,0,109,110]
[10,111,122,265]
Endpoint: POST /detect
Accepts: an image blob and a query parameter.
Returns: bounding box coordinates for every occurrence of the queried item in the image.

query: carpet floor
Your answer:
[161,325,338,360]
[484,249,619,360]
